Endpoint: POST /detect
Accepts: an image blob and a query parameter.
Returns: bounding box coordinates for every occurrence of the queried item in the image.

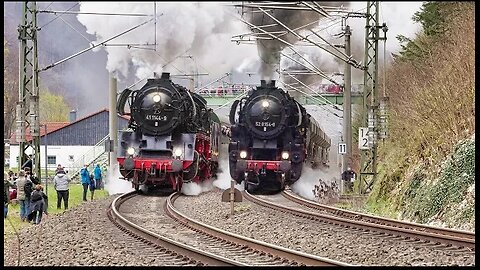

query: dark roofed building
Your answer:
[8,109,130,171]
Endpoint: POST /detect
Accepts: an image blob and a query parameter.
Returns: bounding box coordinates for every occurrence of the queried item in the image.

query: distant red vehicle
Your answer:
[326,85,342,94]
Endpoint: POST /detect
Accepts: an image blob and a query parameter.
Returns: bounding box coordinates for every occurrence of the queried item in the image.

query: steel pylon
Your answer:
[16,1,41,179]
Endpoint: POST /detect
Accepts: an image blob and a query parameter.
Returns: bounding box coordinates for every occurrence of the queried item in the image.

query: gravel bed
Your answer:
[119,195,292,266]
[3,196,195,266]
[174,188,475,266]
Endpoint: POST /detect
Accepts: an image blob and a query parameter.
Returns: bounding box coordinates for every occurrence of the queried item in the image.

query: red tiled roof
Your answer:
[9,122,70,144]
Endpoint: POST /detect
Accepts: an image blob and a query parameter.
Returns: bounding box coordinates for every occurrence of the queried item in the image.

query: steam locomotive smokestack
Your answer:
[161,72,170,80]
[260,80,275,88]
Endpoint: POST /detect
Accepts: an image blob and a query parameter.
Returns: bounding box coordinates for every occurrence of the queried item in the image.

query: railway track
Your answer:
[109,191,243,266]
[111,191,349,266]
[165,192,350,266]
[244,189,475,252]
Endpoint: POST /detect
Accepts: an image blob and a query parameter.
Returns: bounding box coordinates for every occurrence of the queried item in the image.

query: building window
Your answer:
[47,156,56,165]
[68,155,74,162]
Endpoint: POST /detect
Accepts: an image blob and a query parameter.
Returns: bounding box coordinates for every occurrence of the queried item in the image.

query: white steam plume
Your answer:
[181,141,244,195]
[104,164,135,195]
[213,143,245,191]
[291,105,344,199]
[77,2,259,82]
[181,179,215,196]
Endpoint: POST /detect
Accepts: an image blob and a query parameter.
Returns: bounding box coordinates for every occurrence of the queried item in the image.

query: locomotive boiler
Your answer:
[116,72,221,193]
[228,80,331,193]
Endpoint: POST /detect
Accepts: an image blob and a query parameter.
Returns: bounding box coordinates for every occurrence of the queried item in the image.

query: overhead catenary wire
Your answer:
[43,1,54,11]
[283,71,342,111]
[57,15,92,45]
[194,73,231,94]
[279,80,342,119]
[213,91,248,112]
[37,10,154,17]
[38,3,79,29]
[280,49,337,84]
[257,7,361,70]
[40,17,156,72]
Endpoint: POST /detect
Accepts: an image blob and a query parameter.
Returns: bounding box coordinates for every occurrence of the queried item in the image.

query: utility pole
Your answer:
[359,1,387,194]
[342,24,352,174]
[16,1,41,179]
[109,74,118,180]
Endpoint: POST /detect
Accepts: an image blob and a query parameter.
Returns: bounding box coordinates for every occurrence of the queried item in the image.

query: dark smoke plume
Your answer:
[244,2,349,80]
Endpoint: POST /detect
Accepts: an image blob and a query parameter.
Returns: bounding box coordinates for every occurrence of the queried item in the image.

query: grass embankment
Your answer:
[364,2,475,228]
[4,184,109,239]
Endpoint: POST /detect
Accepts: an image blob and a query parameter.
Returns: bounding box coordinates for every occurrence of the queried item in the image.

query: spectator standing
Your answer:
[16,170,33,222]
[80,164,90,202]
[53,168,71,210]
[93,164,103,190]
[27,185,48,224]
[341,167,356,192]
[89,173,96,200]
[4,173,14,218]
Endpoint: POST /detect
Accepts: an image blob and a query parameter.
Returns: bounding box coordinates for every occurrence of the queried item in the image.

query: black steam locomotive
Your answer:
[228,80,331,193]
[116,72,221,193]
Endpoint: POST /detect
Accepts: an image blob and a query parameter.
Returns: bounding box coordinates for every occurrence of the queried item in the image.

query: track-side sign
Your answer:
[338,143,346,154]
[359,127,370,150]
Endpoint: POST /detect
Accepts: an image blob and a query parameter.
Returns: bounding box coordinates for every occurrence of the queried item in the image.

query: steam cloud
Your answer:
[245,2,422,85]
[290,104,344,199]
[243,2,348,81]
[213,143,245,191]
[77,2,258,84]
[105,164,135,195]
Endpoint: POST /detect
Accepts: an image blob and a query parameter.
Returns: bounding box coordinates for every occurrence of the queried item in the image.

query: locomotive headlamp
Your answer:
[262,100,270,108]
[153,94,161,103]
[127,147,135,156]
[174,149,183,157]
[281,151,289,160]
[239,150,247,159]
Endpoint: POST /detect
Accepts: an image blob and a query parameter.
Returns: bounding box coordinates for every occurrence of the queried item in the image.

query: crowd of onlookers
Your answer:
[4,160,104,224]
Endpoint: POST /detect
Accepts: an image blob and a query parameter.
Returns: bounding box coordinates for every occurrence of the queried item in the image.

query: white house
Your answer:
[8,109,129,175]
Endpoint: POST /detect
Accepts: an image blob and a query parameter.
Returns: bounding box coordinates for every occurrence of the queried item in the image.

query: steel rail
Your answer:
[243,190,474,250]
[110,192,244,266]
[166,192,350,266]
[282,189,476,244]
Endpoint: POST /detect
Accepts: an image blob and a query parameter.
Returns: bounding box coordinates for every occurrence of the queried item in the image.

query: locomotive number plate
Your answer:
[255,122,275,127]
[146,115,167,121]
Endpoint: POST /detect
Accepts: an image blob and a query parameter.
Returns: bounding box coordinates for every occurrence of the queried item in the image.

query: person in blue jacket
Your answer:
[80,164,90,202]
[93,164,103,190]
